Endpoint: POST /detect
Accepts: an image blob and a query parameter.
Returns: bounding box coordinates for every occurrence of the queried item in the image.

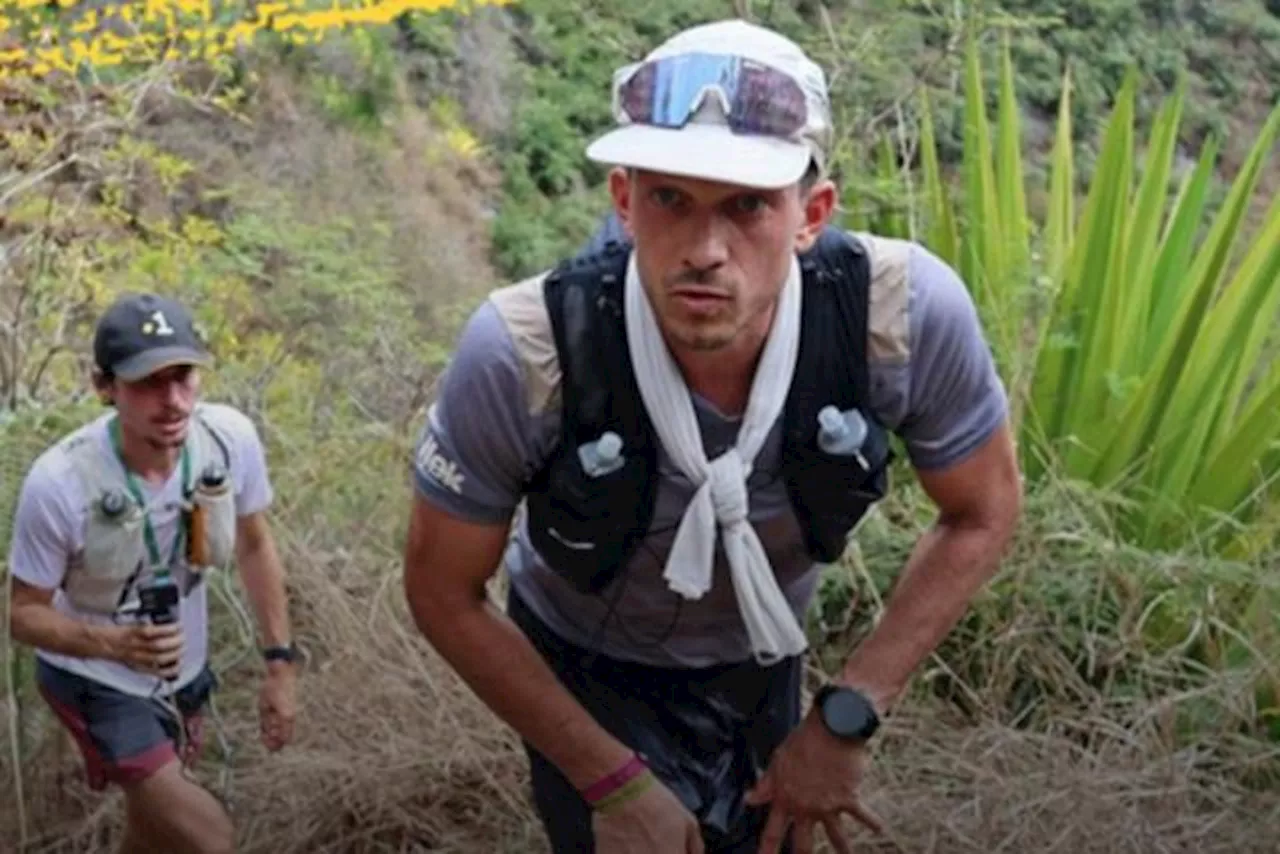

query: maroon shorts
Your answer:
[35,658,216,791]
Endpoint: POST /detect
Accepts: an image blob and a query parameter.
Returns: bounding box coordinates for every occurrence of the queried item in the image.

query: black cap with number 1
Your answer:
[92,293,213,382]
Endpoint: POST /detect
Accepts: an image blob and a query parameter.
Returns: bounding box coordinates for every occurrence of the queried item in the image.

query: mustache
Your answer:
[667,267,725,288]
[151,409,190,423]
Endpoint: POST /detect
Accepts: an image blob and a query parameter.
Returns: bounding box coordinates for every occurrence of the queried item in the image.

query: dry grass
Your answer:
[6,491,1279,854]
[859,714,1280,853]
[9,594,1280,853]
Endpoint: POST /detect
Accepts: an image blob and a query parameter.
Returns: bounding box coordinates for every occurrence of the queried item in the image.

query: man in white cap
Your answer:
[403,18,1021,853]
[7,292,300,853]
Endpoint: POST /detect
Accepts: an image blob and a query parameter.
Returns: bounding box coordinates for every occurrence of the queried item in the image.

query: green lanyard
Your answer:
[109,417,190,571]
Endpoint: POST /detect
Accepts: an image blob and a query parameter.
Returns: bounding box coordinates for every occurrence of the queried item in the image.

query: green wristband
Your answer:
[591,767,656,814]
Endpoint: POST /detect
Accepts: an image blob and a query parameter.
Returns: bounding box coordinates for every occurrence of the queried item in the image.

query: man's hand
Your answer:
[745,713,883,854]
[258,662,297,751]
[233,510,298,751]
[592,777,706,853]
[110,624,185,680]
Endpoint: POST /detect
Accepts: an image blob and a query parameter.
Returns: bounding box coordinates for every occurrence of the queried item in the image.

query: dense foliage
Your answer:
[467,0,1280,277]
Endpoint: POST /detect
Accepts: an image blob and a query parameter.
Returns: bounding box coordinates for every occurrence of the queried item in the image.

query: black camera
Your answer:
[137,575,180,626]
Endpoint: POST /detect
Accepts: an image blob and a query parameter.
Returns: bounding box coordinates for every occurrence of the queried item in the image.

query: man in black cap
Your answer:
[7,292,300,853]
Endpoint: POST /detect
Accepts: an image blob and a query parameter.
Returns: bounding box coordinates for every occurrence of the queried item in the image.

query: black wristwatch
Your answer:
[813,683,880,742]
[262,642,299,664]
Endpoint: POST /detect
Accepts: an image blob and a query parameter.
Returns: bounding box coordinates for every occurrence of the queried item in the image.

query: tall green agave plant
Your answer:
[918,31,1280,558]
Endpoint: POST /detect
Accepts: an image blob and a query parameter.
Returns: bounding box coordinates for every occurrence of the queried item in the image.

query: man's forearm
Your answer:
[10,602,121,662]
[839,516,1013,715]
[408,591,633,792]
[235,535,292,648]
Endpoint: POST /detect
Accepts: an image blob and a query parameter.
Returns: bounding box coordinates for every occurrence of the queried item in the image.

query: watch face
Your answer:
[822,687,878,740]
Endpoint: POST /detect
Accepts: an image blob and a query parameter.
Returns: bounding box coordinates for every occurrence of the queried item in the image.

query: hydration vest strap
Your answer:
[108,416,191,572]
[526,228,881,591]
[523,241,661,593]
[786,230,873,440]
[543,240,653,453]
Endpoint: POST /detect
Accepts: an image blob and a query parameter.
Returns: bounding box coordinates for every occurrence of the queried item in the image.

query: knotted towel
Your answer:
[623,254,808,665]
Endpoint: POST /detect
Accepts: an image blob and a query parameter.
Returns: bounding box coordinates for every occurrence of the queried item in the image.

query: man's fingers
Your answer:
[842,799,885,835]
[154,647,182,676]
[744,773,774,806]
[145,633,184,656]
[755,806,790,854]
[260,699,296,751]
[822,815,853,854]
[790,817,815,854]
[154,634,184,650]
[261,715,281,750]
[156,643,183,660]
[686,816,706,854]
[139,624,182,641]
[271,711,294,745]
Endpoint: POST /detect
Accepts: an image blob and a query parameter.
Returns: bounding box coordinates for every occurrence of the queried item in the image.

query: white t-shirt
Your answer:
[7,402,273,698]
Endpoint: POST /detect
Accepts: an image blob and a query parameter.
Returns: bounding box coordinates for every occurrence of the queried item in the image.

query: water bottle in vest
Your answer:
[99,489,129,520]
[817,405,870,469]
[188,461,229,567]
[577,431,625,477]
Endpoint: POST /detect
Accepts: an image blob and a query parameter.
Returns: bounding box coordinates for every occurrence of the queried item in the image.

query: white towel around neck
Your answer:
[623,253,809,665]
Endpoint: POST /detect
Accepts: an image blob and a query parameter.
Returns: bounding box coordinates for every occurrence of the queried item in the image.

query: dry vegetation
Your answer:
[3,8,1280,853]
[10,477,1280,853]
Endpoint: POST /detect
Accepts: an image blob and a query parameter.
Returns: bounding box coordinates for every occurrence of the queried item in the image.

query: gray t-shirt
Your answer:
[411,231,1008,668]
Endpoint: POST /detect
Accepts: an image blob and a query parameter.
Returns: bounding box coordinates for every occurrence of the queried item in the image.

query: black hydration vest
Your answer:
[523,227,894,595]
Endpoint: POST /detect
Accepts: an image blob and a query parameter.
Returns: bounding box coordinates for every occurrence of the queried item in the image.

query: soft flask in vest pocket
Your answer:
[528,430,655,594]
[188,460,237,572]
[68,489,150,616]
[783,405,894,564]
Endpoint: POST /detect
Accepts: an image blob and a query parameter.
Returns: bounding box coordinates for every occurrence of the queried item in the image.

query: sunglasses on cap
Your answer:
[613,52,809,140]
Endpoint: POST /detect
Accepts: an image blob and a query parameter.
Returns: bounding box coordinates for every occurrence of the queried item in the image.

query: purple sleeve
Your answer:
[411,300,554,523]
[896,244,1010,470]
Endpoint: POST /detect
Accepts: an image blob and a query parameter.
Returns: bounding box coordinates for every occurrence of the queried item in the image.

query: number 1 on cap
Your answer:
[149,310,175,336]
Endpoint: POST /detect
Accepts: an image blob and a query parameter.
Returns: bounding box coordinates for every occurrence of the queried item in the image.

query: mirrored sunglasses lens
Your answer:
[620,53,737,126]
[618,53,806,136]
[731,63,807,136]
[653,54,738,125]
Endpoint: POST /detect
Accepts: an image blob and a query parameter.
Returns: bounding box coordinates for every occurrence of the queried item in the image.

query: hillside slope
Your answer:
[3,2,1280,852]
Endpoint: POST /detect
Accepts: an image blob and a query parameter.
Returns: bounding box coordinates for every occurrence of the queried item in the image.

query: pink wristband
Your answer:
[581,753,649,804]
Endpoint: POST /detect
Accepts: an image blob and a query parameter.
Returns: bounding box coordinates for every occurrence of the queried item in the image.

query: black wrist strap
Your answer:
[262,643,297,663]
